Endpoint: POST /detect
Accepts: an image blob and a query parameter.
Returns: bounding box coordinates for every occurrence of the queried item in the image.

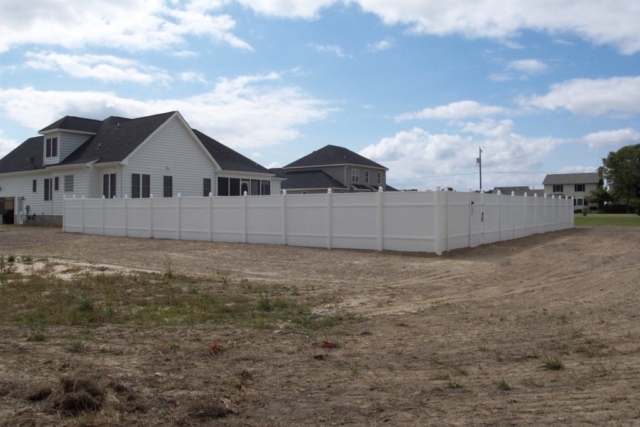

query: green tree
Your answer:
[586,186,612,211]
[603,144,640,211]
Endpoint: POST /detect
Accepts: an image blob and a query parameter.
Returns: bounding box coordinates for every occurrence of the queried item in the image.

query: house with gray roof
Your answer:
[542,172,601,211]
[0,111,279,225]
[274,144,395,194]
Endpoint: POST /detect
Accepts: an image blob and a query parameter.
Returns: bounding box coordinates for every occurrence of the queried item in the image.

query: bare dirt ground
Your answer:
[1,225,639,426]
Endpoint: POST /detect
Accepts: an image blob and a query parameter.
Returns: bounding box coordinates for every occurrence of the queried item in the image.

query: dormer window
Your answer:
[46,137,58,158]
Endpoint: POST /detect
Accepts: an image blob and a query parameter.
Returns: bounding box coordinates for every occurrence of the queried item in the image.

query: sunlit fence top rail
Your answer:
[63,188,573,254]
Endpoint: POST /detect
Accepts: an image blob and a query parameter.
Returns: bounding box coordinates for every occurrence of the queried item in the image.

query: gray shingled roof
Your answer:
[542,173,600,185]
[284,145,387,170]
[193,129,271,174]
[271,169,347,190]
[1,112,272,175]
[60,112,175,165]
[39,116,102,134]
[0,136,44,174]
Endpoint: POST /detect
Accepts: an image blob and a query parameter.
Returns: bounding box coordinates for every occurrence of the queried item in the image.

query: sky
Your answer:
[1,0,639,191]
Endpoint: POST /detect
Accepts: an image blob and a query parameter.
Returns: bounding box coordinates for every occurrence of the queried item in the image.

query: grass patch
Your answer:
[496,378,511,391]
[0,270,332,331]
[446,380,462,389]
[541,356,564,371]
[574,213,640,227]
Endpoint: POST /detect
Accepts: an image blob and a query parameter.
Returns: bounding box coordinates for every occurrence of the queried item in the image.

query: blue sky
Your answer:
[1,0,639,191]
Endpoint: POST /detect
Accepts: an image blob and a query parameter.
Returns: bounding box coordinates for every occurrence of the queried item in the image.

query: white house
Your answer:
[542,172,601,211]
[0,111,282,225]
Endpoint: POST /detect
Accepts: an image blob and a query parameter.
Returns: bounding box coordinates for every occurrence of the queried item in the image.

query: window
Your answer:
[217,177,229,196]
[45,137,58,158]
[365,171,369,183]
[103,174,116,198]
[575,198,584,206]
[575,184,585,192]
[260,180,271,196]
[163,176,173,197]
[64,175,74,192]
[203,178,212,196]
[44,178,53,201]
[54,177,59,191]
[377,172,381,185]
[32,179,37,192]
[229,178,240,196]
[352,169,359,183]
[132,174,150,198]
[552,185,563,193]
[251,179,260,196]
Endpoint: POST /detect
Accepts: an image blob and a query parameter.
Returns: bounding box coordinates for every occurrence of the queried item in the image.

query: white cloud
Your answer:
[507,59,548,74]
[367,40,392,52]
[233,1,640,54]
[0,72,335,149]
[179,72,208,84]
[396,101,507,121]
[582,128,640,148]
[24,51,170,84]
[0,0,251,53]
[235,0,336,18]
[522,76,640,115]
[309,43,349,58]
[0,130,16,158]
[267,161,281,168]
[172,50,199,58]
[361,121,564,190]
[556,165,599,174]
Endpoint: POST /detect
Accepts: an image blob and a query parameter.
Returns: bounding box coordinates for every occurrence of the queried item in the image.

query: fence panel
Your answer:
[63,190,573,255]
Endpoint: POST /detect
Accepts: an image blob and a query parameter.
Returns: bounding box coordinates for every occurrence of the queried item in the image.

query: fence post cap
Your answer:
[82,195,85,199]
[543,194,547,198]
[282,190,287,195]
[497,190,501,195]
[102,195,105,199]
[327,188,332,194]
[534,193,538,197]
[124,194,129,199]
[511,191,515,196]
[73,195,76,198]
[436,186,441,191]
[524,192,528,197]
[209,192,213,197]
[378,186,383,192]
[243,191,248,196]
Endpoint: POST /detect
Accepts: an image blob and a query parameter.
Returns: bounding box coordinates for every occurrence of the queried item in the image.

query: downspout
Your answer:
[344,166,347,190]
[120,164,124,197]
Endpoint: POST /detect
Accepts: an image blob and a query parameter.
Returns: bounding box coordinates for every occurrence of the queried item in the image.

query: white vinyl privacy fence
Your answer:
[63,189,573,255]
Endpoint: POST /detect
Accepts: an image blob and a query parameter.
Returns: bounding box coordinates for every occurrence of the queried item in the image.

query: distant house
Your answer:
[272,144,396,194]
[491,186,544,197]
[542,172,601,210]
[0,111,279,225]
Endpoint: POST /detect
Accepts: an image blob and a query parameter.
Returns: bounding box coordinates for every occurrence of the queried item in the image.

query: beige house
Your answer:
[542,172,601,211]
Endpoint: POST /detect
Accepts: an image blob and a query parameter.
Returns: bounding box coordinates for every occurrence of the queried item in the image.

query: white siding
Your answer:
[60,132,93,161]
[123,116,217,198]
[0,168,89,221]
[89,165,122,198]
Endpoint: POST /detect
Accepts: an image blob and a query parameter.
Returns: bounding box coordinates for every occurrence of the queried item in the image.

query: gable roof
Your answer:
[542,172,600,185]
[1,112,272,175]
[39,116,102,134]
[192,130,271,174]
[0,136,44,174]
[58,112,176,166]
[284,145,387,170]
[271,169,347,190]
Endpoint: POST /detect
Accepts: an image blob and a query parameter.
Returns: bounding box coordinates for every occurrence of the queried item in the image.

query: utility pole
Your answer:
[476,147,483,192]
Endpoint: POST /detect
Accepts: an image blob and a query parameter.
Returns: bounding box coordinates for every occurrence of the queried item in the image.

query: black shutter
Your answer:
[142,174,150,198]
[132,174,140,198]
[163,176,173,197]
[203,178,211,196]
[110,174,116,198]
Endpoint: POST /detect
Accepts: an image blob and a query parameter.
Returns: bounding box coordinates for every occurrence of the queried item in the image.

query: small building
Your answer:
[0,111,279,225]
[542,172,601,210]
[273,144,394,194]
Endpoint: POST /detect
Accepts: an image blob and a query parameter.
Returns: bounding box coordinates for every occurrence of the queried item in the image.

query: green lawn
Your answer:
[574,213,640,227]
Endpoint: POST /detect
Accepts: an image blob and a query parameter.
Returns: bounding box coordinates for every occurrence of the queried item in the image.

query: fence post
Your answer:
[282,190,287,245]
[377,186,384,251]
[177,193,181,240]
[149,194,154,238]
[124,195,129,237]
[209,192,213,242]
[511,191,515,240]
[467,188,472,248]
[533,194,538,234]
[523,192,528,236]
[101,195,105,235]
[434,186,442,255]
[81,195,85,234]
[326,189,332,249]
[497,190,502,241]
[243,191,248,244]
[444,188,450,252]
[480,191,485,245]
[543,194,548,233]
